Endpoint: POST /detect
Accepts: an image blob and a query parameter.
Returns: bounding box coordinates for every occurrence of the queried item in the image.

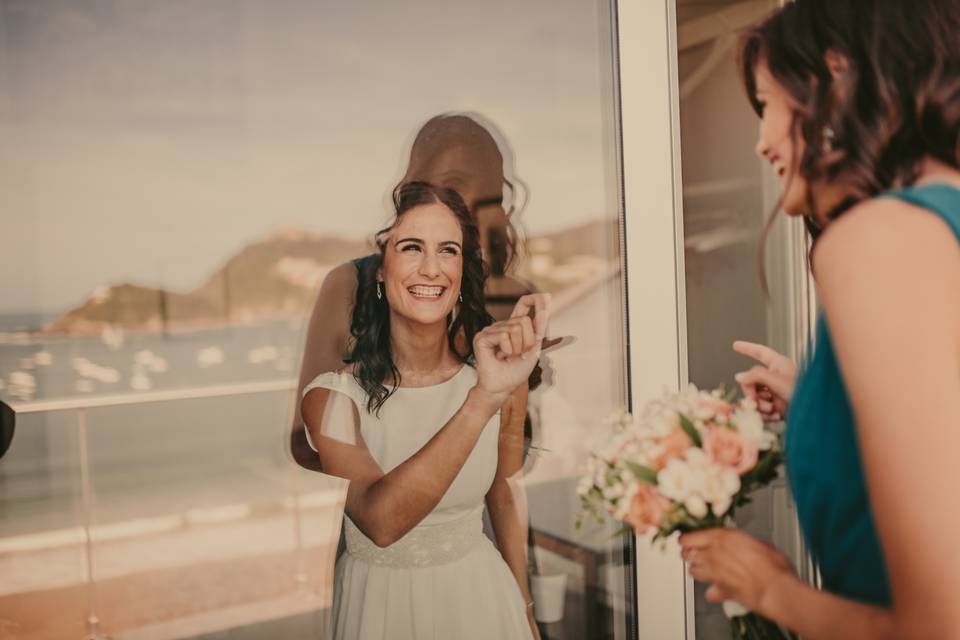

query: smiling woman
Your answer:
[381,208,463,324]
[351,181,493,413]
[680,1,960,638]
[300,181,550,640]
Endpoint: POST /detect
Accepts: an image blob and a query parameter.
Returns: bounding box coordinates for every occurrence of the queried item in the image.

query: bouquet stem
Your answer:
[729,613,792,640]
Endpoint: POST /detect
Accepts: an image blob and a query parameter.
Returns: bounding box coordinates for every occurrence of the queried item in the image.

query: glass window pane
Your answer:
[0,1,634,638]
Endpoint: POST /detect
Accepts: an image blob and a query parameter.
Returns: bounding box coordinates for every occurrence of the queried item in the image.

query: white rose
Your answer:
[712,495,732,517]
[657,458,705,502]
[732,408,776,451]
[702,466,741,517]
[683,447,710,468]
[685,495,708,519]
[692,405,714,421]
[649,411,677,438]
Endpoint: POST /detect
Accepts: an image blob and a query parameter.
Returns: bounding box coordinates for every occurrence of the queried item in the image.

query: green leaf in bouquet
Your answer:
[697,510,727,531]
[730,494,753,512]
[579,487,601,510]
[678,413,703,448]
[741,450,783,487]
[651,504,688,540]
[731,612,794,640]
[652,503,729,540]
[579,491,595,510]
[577,493,607,529]
[624,461,658,485]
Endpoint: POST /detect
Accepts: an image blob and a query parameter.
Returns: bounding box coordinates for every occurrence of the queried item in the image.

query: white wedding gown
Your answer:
[303,366,534,640]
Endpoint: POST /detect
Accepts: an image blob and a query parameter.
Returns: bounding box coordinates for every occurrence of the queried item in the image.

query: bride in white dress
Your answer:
[301,181,548,640]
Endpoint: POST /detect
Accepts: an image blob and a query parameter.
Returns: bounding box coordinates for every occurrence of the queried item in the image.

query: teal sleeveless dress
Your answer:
[786,184,960,606]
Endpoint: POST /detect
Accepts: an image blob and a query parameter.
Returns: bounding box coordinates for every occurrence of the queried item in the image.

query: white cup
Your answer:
[530,572,568,623]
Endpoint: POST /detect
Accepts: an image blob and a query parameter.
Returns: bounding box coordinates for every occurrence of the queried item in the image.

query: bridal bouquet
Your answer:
[577,385,789,639]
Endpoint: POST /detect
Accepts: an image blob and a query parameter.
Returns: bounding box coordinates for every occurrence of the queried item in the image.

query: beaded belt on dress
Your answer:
[344,509,485,568]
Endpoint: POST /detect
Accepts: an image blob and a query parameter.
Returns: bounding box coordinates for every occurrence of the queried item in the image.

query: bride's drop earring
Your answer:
[377,282,383,300]
[822,125,837,152]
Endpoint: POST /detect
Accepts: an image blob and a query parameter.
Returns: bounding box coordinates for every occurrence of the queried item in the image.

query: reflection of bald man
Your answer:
[289,113,535,472]
[0,400,14,460]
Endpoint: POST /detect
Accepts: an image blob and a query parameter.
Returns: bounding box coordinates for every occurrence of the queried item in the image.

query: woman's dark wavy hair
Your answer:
[740,0,960,277]
[349,181,494,415]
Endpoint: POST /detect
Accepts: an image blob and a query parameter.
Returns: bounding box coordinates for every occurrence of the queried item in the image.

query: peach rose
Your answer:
[703,426,758,476]
[624,484,672,535]
[651,426,693,470]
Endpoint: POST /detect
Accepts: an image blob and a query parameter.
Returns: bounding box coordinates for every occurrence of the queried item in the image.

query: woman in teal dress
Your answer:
[678,1,960,637]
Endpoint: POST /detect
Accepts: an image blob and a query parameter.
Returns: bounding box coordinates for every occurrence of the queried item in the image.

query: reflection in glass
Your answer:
[1,0,631,638]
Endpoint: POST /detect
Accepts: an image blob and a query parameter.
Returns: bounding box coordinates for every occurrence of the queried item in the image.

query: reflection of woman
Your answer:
[301,182,546,639]
[291,113,535,470]
[680,1,960,637]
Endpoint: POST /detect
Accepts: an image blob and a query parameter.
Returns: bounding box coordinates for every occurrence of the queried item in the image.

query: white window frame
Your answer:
[615,1,690,637]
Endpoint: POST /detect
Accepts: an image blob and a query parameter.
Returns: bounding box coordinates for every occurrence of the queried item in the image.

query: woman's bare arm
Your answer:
[304,296,550,548]
[485,384,533,601]
[303,383,506,548]
[290,262,358,471]
[814,199,960,637]
[486,383,540,638]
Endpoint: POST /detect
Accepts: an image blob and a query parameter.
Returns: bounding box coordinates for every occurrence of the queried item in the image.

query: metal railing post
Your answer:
[78,408,108,639]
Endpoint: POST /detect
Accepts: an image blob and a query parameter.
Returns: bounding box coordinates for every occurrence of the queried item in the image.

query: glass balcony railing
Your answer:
[4,381,342,640]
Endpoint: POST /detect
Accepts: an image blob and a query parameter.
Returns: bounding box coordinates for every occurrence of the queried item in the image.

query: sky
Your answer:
[0,0,621,314]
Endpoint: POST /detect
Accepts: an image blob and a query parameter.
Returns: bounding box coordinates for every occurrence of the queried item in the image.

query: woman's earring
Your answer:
[376,282,383,300]
[458,291,463,303]
[822,125,837,152]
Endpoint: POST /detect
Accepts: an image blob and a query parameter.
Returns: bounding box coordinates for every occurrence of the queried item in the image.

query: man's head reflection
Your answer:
[401,113,523,279]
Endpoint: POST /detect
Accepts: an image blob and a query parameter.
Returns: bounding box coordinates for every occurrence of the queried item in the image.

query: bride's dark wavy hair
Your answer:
[349,181,493,415]
[740,0,960,279]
